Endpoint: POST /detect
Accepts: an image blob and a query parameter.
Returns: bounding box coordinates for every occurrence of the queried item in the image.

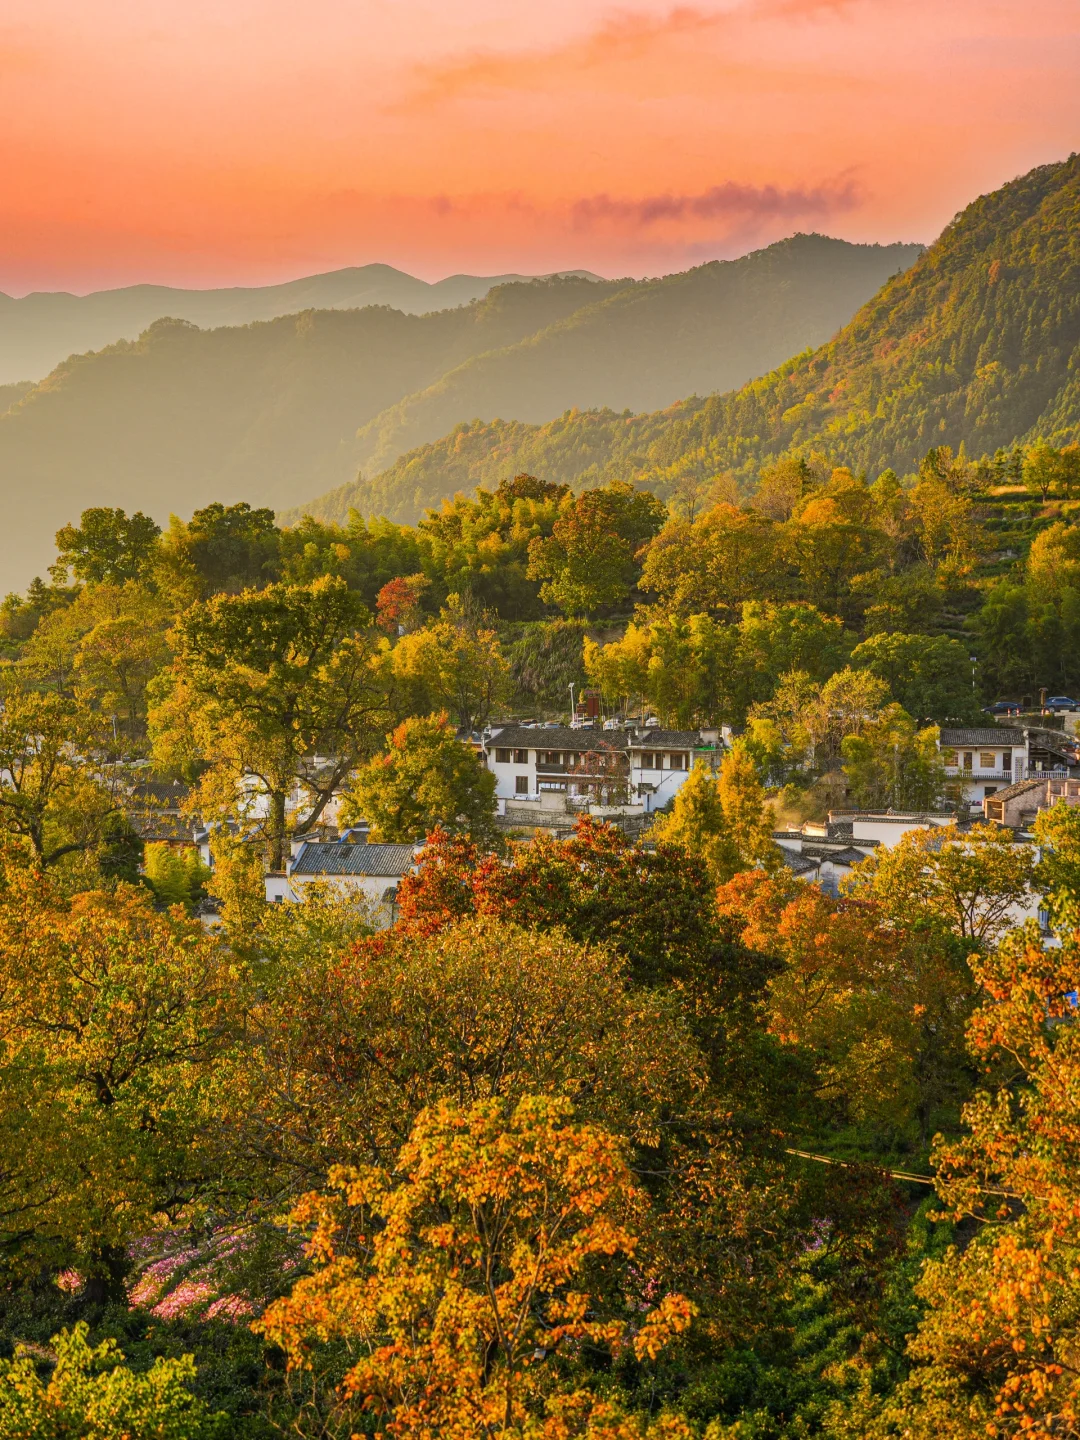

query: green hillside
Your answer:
[307,155,1080,526]
[0,239,917,588]
[349,234,920,476]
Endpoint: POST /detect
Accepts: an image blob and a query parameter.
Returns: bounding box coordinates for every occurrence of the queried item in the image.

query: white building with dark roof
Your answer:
[264,839,420,927]
[481,724,722,813]
[984,774,1080,830]
[938,727,1030,813]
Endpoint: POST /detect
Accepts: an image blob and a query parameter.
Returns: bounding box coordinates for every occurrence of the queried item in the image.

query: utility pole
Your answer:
[568,683,576,727]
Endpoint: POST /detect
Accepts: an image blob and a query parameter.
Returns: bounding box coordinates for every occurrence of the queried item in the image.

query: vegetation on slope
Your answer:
[0,240,917,588]
[312,155,1080,527]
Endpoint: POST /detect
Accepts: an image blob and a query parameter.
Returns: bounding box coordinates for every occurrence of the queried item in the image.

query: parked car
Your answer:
[984,700,1022,715]
[1046,696,1080,711]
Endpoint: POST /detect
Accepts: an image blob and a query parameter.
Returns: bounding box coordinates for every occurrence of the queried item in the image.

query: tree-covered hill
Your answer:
[349,234,920,477]
[0,238,918,588]
[302,155,1080,526]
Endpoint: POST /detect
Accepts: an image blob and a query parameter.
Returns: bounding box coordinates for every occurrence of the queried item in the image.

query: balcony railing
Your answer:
[947,770,1017,782]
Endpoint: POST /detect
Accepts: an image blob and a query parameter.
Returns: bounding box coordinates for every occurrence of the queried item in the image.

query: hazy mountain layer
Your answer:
[0,237,918,588]
[302,156,1080,528]
[0,264,601,385]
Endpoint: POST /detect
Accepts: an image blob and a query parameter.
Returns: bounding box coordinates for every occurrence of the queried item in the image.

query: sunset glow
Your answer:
[3,0,1080,291]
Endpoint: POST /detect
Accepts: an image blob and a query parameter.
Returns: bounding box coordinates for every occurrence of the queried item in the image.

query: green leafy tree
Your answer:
[527,482,665,616]
[0,679,119,867]
[849,631,981,724]
[844,821,1036,946]
[841,706,948,811]
[0,1323,222,1439]
[652,747,777,882]
[144,842,212,913]
[1032,799,1080,916]
[52,507,162,586]
[150,575,391,870]
[160,502,281,598]
[343,712,497,843]
[585,614,744,727]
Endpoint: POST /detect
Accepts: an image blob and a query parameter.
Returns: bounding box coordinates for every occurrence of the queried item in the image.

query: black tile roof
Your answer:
[984,777,1045,804]
[780,849,818,876]
[939,728,1027,747]
[291,842,417,877]
[487,725,704,750]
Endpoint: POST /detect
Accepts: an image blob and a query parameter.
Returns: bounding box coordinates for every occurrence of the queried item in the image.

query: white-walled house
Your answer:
[264,840,419,927]
[480,724,722,812]
[938,728,1030,813]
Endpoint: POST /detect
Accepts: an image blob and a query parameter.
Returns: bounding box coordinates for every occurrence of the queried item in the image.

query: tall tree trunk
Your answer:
[270,789,287,872]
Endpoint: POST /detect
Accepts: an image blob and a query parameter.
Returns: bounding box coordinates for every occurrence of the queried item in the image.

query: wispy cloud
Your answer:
[401,1,860,107]
[404,8,720,105]
[571,176,862,229]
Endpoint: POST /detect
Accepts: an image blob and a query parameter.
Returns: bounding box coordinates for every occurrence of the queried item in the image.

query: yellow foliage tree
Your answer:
[257,1094,694,1440]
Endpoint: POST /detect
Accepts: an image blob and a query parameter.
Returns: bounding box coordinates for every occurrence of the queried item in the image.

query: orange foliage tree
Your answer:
[395,817,717,987]
[256,1095,695,1440]
[715,869,974,1141]
[836,918,1080,1440]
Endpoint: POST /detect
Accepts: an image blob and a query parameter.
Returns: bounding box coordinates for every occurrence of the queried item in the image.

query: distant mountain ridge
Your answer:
[0,264,602,385]
[0,235,920,588]
[300,155,1080,528]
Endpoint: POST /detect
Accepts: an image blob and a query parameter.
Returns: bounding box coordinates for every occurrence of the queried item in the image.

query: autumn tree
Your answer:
[783,469,887,617]
[0,677,119,867]
[375,572,429,634]
[151,575,391,870]
[222,912,705,1215]
[840,920,1080,1439]
[527,482,665,616]
[342,711,497,843]
[715,869,973,1141]
[390,594,510,732]
[638,503,780,618]
[0,861,235,1294]
[843,822,1036,946]
[257,1095,694,1440]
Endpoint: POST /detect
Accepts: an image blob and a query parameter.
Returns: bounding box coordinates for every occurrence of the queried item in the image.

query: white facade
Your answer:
[481,724,721,812]
[938,728,1030,813]
[264,840,419,928]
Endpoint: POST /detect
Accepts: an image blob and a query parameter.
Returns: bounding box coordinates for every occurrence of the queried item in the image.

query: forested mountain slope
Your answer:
[0,238,917,588]
[305,155,1080,526]
[0,263,601,385]
[349,234,920,476]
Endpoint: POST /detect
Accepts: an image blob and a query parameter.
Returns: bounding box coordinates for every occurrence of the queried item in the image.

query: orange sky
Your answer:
[2,0,1079,291]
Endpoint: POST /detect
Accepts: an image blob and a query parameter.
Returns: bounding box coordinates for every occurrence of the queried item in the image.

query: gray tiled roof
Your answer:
[487,725,704,750]
[780,849,818,876]
[822,847,871,867]
[939,728,1026,747]
[291,842,417,877]
[984,777,1045,804]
